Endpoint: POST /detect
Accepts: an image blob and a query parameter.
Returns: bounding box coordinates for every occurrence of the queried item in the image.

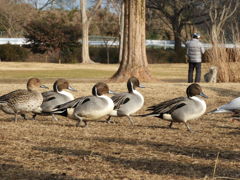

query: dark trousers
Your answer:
[188,62,201,83]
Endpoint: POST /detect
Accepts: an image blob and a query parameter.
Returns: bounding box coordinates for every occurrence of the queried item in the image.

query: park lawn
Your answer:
[0,62,208,83]
[0,62,239,180]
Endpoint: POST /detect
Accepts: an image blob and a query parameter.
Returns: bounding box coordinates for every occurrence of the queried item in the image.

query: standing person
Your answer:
[186,33,205,83]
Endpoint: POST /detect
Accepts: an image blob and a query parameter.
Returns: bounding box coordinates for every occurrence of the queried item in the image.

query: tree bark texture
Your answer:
[110,0,152,82]
[80,0,102,63]
[118,1,124,63]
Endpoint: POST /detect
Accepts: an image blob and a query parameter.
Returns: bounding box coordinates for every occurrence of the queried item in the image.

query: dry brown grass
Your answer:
[0,79,239,179]
[206,46,240,82]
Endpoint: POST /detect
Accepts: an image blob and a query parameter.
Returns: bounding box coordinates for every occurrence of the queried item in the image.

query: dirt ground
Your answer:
[0,81,239,180]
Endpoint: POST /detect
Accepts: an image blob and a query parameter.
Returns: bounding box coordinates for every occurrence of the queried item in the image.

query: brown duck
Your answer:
[0,78,48,121]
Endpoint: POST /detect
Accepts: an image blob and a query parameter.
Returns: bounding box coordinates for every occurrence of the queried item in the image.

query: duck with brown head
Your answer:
[140,83,208,132]
[106,76,145,125]
[52,82,114,127]
[0,78,48,121]
[33,78,77,121]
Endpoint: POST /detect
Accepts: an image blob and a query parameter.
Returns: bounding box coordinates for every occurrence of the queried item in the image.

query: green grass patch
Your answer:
[0,69,114,79]
[0,62,209,82]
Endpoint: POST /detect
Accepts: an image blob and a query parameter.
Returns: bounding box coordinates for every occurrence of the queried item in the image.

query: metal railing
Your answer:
[0,38,239,49]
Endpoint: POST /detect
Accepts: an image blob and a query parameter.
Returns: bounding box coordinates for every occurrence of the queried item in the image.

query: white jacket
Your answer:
[186,39,205,63]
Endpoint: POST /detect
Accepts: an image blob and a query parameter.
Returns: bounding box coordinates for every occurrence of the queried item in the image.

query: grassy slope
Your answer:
[0,62,239,180]
[0,62,206,82]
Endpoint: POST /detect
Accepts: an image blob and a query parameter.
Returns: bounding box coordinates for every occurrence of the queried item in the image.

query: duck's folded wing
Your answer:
[139,98,186,118]
[147,97,186,113]
[163,102,186,114]
[0,89,24,102]
[42,91,56,101]
[53,96,90,111]
[111,93,130,109]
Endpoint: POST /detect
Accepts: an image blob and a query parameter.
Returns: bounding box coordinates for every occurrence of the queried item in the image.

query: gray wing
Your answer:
[147,97,187,114]
[53,96,91,111]
[41,91,73,112]
[111,93,130,109]
[42,91,56,101]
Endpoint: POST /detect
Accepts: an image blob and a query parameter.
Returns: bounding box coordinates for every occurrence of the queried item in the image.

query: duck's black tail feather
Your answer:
[133,113,161,118]
[52,109,68,117]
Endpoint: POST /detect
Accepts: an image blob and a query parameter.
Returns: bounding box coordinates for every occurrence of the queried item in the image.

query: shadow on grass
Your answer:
[56,133,239,162]
[205,86,239,98]
[0,118,14,122]
[0,163,82,180]
[92,137,240,161]
[33,145,240,179]
[135,124,180,130]
[215,125,240,136]
[226,130,240,136]
[101,156,239,179]
[214,125,240,130]
[161,78,186,83]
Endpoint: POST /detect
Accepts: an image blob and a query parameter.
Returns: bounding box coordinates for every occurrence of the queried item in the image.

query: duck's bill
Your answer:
[200,92,208,98]
[68,86,77,92]
[40,85,49,89]
[108,90,117,94]
[139,84,145,88]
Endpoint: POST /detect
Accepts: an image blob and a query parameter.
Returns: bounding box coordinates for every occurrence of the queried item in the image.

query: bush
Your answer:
[61,43,82,63]
[0,44,29,61]
[24,12,81,63]
[90,47,119,64]
[0,44,188,64]
[147,47,186,63]
[90,47,186,64]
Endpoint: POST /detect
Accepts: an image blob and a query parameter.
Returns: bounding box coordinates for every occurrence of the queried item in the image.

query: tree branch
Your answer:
[88,0,102,22]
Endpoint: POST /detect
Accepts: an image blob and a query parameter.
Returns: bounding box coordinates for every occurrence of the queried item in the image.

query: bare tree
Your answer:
[203,0,239,82]
[24,0,56,10]
[97,8,119,64]
[118,1,124,63]
[204,0,239,43]
[108,0,123,63]
[0,0,36,37]
[54,0,78,10]
[80,0,102,63]
[147,0,209,54]
[110,0,152,82]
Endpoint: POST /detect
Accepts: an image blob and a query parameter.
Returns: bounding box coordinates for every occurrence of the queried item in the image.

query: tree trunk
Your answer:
[106,45,110,64]
[57,48,61,64]
[174,33,182,54]
[118,1,124,63]
[80,0,94,63]
[172,22,183,55]
[81,21,94,63]
[110,0,152,82]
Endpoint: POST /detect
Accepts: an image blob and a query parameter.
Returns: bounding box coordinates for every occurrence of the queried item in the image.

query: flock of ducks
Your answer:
[0,77,239,131]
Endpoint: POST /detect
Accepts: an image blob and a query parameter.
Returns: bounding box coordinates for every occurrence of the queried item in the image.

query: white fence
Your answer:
[0,38,238,49]
[0,38,29,45]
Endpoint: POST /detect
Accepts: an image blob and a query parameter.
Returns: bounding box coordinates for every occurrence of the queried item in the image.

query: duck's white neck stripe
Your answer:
[59,90,74,100]
[133,89,144,102]
[190,96,206,106]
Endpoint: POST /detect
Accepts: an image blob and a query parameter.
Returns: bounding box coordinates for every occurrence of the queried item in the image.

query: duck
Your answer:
[140,83,208,131]
[0,78,48,121]
[209,97,240,114]
[106,76,144,125]
[52,82,114,127]
[33,78,77,121]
